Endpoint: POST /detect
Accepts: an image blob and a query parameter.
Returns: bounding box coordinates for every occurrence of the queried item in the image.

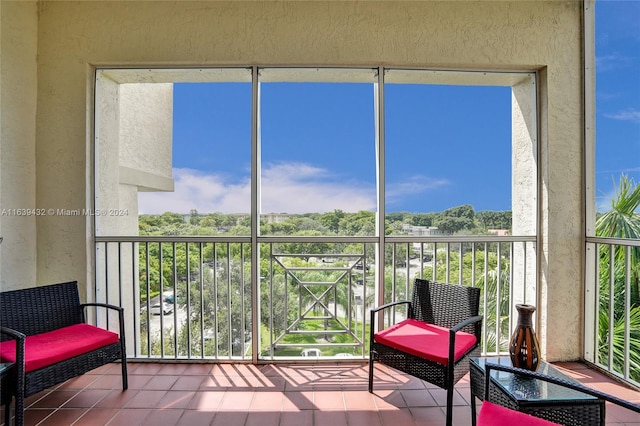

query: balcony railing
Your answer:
[93,235,537,363]
[585,236,640,387]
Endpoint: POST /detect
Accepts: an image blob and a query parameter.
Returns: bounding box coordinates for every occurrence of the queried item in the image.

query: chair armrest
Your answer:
[81,302,124,313]
[484,363,640,415]
[450,315,483,333]
[370,300,411,344]
[0,326,26,342]
[80,303,125,339]
[370,300,411,314]
[370,300,412,328]
[447,315,483,366]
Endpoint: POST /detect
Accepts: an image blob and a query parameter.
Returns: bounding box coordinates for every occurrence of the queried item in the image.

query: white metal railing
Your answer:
[585,237,640,387]
[94,234,537,362]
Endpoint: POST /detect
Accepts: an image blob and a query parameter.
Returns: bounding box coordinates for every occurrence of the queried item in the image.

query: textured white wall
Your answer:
[119,84,173,180]
[4,0,585,359]
[0,1,38,290]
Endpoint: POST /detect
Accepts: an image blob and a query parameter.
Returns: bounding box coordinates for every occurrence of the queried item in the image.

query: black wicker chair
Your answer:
[368,278,483,426]
[0,281,127,402]
[478,363,640,425]
[0,327,24,426]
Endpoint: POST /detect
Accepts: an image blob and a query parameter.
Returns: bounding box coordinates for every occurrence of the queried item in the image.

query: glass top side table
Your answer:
[1,361,17,425]
[469,356,604,426]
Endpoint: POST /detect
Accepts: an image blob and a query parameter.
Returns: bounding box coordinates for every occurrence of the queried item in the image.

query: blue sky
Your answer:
[595,0,640,210]
[139,1,639,215]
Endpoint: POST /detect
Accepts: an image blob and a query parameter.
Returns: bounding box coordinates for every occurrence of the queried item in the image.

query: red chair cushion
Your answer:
[0,323,120,372]
[477,401,561,425]
[373,318,477,365]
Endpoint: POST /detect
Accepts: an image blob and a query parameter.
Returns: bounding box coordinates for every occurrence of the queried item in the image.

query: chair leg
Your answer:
[368,355,374,393]
[121,358,128,390]
[470,390,477,426]
[4,398,12,426]
[15,392,24,426]
[446,386,454,426]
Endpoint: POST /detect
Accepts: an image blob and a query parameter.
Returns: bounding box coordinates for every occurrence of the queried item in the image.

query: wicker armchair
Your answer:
[0,281,127,402]
[368,278,483,426]
[479,363,640,425]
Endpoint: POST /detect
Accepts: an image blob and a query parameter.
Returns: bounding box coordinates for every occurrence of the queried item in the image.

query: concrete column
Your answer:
[511,76,538,307]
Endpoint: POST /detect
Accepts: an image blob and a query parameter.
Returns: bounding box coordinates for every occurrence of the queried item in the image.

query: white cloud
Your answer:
[138,164,376,214]
[385,175,450,208]
[596,54,632,73]
[138,168,250,214]
[603,109,640,122]
[138,164,452,215]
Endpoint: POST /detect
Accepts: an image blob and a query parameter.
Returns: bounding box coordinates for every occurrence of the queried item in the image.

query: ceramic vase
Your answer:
[509,304,541,371]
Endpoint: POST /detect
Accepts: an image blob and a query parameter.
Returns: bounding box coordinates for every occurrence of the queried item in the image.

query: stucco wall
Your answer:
[0,0,38,290]
[28,0,584,359]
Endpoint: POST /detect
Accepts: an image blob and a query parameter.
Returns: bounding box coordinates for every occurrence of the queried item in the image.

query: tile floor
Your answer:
[2,361,639,426]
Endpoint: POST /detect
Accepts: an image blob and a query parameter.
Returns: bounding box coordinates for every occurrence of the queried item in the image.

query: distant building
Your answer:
[261,213,291,224]
[488,229,510,236]
[402,224,450,236]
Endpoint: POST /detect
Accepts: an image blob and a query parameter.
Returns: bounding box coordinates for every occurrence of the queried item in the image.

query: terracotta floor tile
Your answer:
[157,390,197,409]
[427,388,467,407]
[372,389,407,409]
[187,390,226,411]
[313,390,345,410]
[131,363,163,375]
[181,363,214,375]
[199,374,235,389]
[73,408,119,425]
[379,407,416,426]
[56,374,97,390]
[279,410,314,426]
[314,410,349,426]
[253,376,286,391]
[89,363,119,375]
[93,389,138,408]
[174,409,216,426]
[210,410,248,426]
[158,363,189,375]
[346,410,383,426]
[217,390,255,411]
[22,408,55,426]
[409,406,447,425]
[106,408,153,425]
[30,390,78,409]
[171,375,205,391]
[37,408,87,425]
[400,388,438,407]
[63,389,111,408]
[87,374,123,390]
[126,374,154,390]
[343,390,377,409]
[249,390,284,411]
[245,410,281,426]
[124,390,167,408]
[144,374,180,390]
[141,408,185,425]
[12,362,639,425]
[282,390,315,410]
[608,403,640,423]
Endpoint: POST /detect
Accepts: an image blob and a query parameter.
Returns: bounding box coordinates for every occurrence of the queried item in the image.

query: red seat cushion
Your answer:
[477,401,561,425]
[374,318,477,365]
[0,324,120,372]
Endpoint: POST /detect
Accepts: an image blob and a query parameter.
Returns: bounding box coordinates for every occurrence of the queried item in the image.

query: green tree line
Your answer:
[139,206,512,237]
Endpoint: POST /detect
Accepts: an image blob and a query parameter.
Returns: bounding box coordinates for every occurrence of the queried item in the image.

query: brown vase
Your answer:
[509,304,541,371]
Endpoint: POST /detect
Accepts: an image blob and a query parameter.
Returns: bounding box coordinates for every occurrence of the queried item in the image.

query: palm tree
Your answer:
[595,174,640,381]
